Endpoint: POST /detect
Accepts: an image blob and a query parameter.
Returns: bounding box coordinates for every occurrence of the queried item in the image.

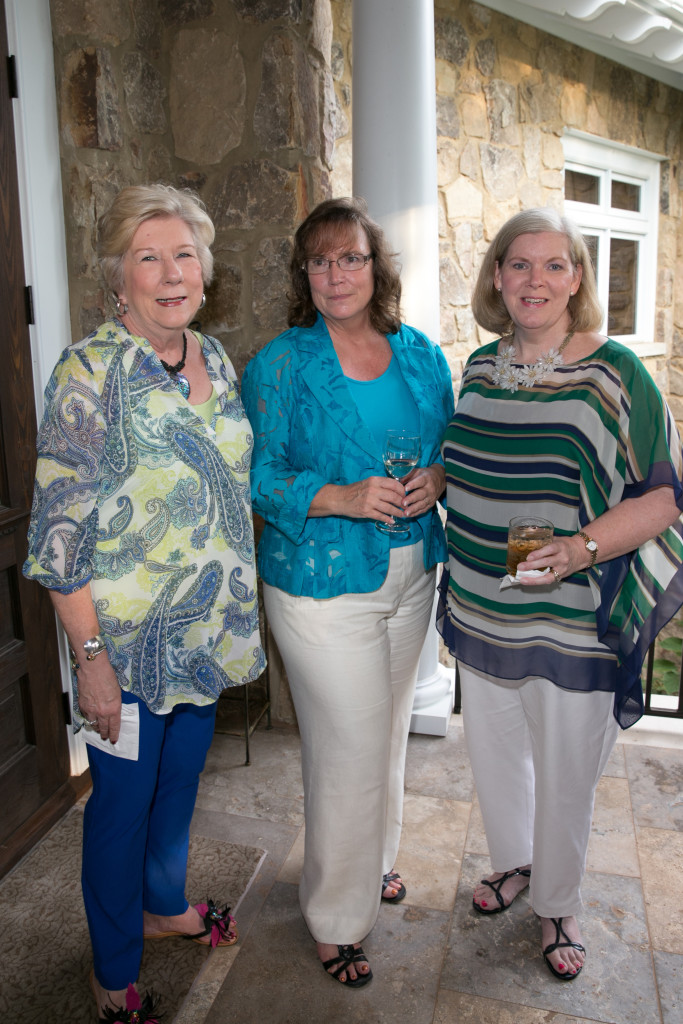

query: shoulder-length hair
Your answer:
[288,197,403,335]
[472,207,603,336]
[97,184,215,300]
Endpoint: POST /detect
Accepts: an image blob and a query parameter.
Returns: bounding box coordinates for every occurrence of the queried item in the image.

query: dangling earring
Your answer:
[115,296,128,315]
[199,293,206,310]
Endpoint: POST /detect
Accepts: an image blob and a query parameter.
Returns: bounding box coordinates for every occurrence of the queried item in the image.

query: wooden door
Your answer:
[0,0,74,878]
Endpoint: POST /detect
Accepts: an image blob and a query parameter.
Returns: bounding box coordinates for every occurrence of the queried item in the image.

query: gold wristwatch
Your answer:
[577,531,598,568]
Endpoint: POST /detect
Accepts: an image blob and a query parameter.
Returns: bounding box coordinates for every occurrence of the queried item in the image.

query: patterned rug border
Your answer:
[0,804,266,1024]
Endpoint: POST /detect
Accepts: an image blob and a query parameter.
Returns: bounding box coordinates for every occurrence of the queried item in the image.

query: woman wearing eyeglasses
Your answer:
[241,197,454,988]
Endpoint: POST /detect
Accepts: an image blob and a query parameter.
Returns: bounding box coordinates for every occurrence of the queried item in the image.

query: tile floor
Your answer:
[175,711,682,1024]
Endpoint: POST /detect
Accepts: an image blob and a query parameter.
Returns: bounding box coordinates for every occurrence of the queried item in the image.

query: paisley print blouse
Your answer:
[23,319,265,714]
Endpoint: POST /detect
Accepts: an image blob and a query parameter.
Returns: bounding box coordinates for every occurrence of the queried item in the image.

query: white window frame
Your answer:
[562,130,665,358]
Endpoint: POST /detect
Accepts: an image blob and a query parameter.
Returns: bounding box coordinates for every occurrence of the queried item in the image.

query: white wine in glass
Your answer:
[376,430,421,536]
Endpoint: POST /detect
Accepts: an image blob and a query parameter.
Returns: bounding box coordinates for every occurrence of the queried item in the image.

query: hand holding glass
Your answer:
[376,430,421,536]
[506,516,554,575]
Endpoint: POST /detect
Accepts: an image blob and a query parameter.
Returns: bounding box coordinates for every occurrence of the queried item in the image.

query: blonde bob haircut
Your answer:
[98,184,215,299]
[472,207,603,337]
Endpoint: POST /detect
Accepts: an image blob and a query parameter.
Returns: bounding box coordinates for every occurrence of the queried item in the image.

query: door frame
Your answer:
[5,0,87,774]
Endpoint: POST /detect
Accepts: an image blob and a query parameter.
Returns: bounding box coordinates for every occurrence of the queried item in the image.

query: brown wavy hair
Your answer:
[288,197,403,335]
[472,207,604,336]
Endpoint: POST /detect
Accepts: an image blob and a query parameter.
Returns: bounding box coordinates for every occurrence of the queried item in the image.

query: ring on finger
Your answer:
[85,718,98,726]
[552,568,561,582]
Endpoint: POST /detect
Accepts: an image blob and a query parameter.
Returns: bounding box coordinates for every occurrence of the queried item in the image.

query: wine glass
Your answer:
[376,429,421,536]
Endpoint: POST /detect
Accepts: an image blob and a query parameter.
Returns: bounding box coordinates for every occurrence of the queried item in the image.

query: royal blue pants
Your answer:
[82,691,218,990]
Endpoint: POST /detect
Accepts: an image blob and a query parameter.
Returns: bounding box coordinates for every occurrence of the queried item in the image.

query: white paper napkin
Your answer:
[82,701,140,760]
[499,567,552,589]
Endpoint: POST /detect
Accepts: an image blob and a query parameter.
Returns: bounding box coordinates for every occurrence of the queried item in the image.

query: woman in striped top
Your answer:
[438,208,683,981]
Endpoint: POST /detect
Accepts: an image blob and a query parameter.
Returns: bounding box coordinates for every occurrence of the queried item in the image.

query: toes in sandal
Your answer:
[472,867,530,914]
[97,982,163,1023]
[321,944,373,988]
[542,917,585,981]
[143,899,238,947]
[186,899,238,947]
[382,870,407,902]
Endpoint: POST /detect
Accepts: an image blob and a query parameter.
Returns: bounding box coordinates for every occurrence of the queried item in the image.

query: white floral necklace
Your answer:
[492,331,574,392]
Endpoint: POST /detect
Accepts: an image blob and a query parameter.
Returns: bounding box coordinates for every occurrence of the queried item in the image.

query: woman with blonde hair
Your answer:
[24,184,264,1021]
[439,207,683,981]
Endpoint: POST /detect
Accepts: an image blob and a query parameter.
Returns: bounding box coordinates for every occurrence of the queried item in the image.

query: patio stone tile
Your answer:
[464,793,489,857]
[624,744,683,831]
[604,740,627,778]
[197,726,304,825]
[440,855,659,1024]
[587,775,639,876]
[395,793,469,912]
[636,826,683,953]
[204,880,450,1024]
[405,718,474,801]
[433,990,599,1024]
[653,949,683,1024]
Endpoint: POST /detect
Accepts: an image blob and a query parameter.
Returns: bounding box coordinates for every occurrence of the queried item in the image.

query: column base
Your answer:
[410,665,455,737]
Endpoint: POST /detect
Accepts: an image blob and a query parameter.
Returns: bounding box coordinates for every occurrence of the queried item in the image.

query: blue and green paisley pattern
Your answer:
[24,319,265,713]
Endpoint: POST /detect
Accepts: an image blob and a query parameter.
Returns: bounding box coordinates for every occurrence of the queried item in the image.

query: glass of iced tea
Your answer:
[506,516,553,575]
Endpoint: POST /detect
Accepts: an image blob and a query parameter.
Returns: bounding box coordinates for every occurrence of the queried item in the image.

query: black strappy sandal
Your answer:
[382,870,407,902]
[542,917,585,980]
[320,944,373,988]
[472,867,531,914]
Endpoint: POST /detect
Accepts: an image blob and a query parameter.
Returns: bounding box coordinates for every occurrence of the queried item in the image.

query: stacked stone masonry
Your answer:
[48,0,683,719]
[51,0,683,409]
[330,1,683,414]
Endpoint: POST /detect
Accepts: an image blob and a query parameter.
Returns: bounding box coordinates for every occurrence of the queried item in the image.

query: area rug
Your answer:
[0,805,264,1022]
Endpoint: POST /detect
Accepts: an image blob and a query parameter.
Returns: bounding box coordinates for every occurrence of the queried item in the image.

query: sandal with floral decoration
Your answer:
[186,900,238,947]
[91,978,163,1023]
[144,898,238,947]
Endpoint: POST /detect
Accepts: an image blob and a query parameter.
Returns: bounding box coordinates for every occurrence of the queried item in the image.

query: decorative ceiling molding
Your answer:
[477,0,683,91]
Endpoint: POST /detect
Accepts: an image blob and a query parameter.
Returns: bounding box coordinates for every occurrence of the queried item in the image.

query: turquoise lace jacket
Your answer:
[242,315,455,597]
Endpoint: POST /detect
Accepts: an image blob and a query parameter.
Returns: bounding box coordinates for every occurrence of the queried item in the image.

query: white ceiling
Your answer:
[476,0,683,91]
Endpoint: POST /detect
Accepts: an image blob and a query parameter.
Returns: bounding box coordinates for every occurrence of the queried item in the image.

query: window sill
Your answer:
[624,340,667,359]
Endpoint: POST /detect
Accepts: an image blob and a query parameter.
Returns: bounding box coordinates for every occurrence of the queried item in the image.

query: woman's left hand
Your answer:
[403,464,446,517]
[518,534,587,585]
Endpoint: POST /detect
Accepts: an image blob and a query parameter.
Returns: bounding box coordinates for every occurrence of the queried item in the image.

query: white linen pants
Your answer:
[263,542,435,944]
[459,664,619,917]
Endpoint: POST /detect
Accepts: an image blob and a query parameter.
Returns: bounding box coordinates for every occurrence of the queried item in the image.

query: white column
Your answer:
[352,0,454,735]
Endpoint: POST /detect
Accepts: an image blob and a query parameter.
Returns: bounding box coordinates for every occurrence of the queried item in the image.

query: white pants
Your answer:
[264,543,435,943]
[459,664,619,917]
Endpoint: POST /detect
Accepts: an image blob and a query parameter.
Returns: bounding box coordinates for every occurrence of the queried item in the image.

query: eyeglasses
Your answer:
[302,253,373,275]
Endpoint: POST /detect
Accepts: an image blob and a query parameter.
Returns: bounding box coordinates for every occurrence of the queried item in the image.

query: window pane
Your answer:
[608,238,637,335]
[611,179,640,212]
[582,234,599,277]
[565,169,600,204]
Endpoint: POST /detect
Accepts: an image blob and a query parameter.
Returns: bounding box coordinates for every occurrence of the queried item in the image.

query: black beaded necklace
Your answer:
[160,332,190,398]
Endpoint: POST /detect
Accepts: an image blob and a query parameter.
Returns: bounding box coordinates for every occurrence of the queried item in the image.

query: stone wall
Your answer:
[49,0,346,379]
[49,0,349,723]
[330,0,683,410]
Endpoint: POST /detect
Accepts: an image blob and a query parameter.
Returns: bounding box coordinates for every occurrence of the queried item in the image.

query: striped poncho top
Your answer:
[437,337,683,728]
